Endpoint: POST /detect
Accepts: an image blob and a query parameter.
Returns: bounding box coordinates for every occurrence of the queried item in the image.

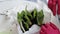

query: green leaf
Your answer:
[24,15,32,25]
[37,10,44,26]
[33,8,37,18]
[22,20,29,31]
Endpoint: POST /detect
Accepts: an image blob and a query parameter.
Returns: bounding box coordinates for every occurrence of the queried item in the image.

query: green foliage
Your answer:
[17,8,44,33]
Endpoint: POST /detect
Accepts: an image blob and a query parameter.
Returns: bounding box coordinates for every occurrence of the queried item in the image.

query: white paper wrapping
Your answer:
[0,0,60,34]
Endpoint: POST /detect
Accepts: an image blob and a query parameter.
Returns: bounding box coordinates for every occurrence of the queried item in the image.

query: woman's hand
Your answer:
[40,22,60,34]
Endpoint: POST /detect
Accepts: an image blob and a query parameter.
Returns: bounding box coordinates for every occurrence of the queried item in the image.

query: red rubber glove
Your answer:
[52,0,56,16]
[48,0,53,11]
[40,22,60,34]
[48,0,57,16]
[57,0,60,15]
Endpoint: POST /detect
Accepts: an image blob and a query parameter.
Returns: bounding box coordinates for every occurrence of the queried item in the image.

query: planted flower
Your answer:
[17,8,44,33]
